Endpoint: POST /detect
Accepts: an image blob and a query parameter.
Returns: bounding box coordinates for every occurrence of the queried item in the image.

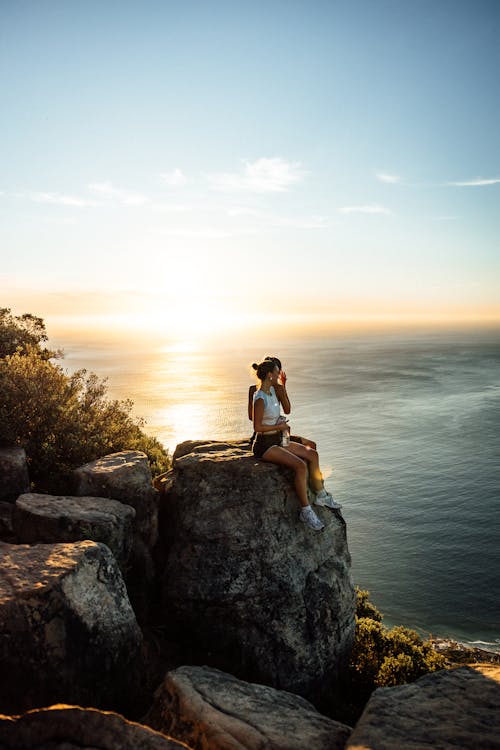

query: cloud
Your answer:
[26,191,98,207]
[338,204,393,215]
[88,181,149,205]
[226,207,260,217]
[159,168,188,187]
[377,172,401,184]
[152,202,194,213]
[207,157,304,193]
[161,227,232,239]
[270,215,329,229]
[447,177,500,187]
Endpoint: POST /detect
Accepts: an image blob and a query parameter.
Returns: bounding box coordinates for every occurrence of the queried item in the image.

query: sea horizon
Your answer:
[50,323,500,652]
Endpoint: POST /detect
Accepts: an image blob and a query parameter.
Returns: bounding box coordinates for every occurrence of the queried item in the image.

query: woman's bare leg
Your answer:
[301,437,317,450]
[282,441,324,492]
[291,436,317,450]
[261,446,310,507]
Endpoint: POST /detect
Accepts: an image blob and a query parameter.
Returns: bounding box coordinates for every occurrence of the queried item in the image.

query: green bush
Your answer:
[355,587,383,622]
[0,319,170,491]
[325,588,447,725]
[0,307,57,359]
[344,589,446,716]
[350,616,446,691]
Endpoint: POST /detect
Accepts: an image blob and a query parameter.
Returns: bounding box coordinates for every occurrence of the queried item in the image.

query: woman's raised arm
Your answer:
[275,380,291,414]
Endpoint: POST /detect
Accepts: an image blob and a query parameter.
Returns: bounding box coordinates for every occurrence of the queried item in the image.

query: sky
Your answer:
[1,0,500,339]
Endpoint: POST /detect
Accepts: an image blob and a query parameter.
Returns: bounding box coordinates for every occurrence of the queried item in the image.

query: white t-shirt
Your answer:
[253,386,281,428]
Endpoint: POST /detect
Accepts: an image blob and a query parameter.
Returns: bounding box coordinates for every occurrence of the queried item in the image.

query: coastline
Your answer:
[430,637,500,665]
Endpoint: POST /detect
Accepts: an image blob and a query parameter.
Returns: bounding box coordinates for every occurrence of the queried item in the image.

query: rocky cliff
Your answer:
[2,444,499,749]
[159,440,356,702]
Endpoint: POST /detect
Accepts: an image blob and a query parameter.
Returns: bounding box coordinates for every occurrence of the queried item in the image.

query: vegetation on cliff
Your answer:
[331,588,447,723]
[0,308,170,492]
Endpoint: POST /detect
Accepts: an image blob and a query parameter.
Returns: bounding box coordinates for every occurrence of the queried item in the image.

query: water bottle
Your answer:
[282,428,290,447]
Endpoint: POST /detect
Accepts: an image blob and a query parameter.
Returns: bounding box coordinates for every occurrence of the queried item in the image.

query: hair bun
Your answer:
[251,362,258,371]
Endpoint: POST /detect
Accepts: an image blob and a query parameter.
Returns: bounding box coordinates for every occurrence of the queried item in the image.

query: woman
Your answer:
[248,356,316,449]
[251,358,341,532]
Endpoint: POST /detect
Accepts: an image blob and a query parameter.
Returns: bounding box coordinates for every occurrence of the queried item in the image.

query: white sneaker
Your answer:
[299,505,325,531]
[314,489,342,510]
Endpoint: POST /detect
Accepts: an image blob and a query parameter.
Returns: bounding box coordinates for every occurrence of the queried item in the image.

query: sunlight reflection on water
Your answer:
[56,328,500,647]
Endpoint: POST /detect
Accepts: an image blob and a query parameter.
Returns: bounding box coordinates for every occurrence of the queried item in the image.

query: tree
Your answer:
[0,311,170,491]
[345,589,446,716]
[324,588,447,725]
[0,307,57,359]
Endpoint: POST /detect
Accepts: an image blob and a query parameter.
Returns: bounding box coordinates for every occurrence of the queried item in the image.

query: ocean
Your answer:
[55,326,500,650]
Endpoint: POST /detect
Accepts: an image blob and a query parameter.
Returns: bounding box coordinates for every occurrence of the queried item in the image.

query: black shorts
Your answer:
[252,432,281,458]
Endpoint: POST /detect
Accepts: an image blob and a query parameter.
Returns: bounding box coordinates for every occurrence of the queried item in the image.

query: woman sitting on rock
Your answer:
[251,358,341,532]
[247,355,316,449]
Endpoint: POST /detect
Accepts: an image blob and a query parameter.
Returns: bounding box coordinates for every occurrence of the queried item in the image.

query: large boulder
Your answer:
[73,451,158,547]
[0,540,142,714]
[0,447,29,502]
[145,665,352,750]
[346,663,500,749]
[0,705,191,749]
[160,440,356,702]
[73,451,160,621]
[14,493,136,572]
[0,501,16,543]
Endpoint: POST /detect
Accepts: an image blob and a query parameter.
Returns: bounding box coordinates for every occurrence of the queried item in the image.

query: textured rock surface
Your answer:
[346,664,500,750]
[14,493,136,571]
[0,447,29,502]
[0,501,16,543]
[73,451,158,547]
[0,705,191,749]
[145,665,352,750]
[160,440,356,701]
[73,451,159,621]
[0,540,142,714]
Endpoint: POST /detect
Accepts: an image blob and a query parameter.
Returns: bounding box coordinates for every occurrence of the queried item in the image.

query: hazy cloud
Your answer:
[159,168,188,187]
[161,227,232,239]
[377,172,401,184]
[88,181,149,205]
[338,204,393,215]
[448,177,500,187]
[27,192,98,207]
[208,157,304,193]
[270,215,329,229]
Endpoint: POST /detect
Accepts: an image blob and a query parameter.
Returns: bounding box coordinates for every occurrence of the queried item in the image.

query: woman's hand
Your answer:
[279,370,287,387]
[277,419,290,432]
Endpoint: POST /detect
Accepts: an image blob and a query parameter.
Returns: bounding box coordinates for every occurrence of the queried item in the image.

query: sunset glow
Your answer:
[1,2,499,337]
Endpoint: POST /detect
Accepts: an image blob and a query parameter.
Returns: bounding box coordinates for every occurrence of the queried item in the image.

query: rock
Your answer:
[73,451,160,622]
[73,451,158,547]
[0,501,16,543]
[0,540,142,714]
[0,704,191,749]
[346,663,500,749]
[172,440,250,461]
[0,447,29,502]
[160,440,356,702]
[145,665,352,750]
[14,493,136,571]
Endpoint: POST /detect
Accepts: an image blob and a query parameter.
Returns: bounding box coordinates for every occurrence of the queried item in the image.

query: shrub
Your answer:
[355,587,383,622]
[0,343,170,492]
[325,588,447,725]
[0,307,57,359]
[351,616,446,693]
